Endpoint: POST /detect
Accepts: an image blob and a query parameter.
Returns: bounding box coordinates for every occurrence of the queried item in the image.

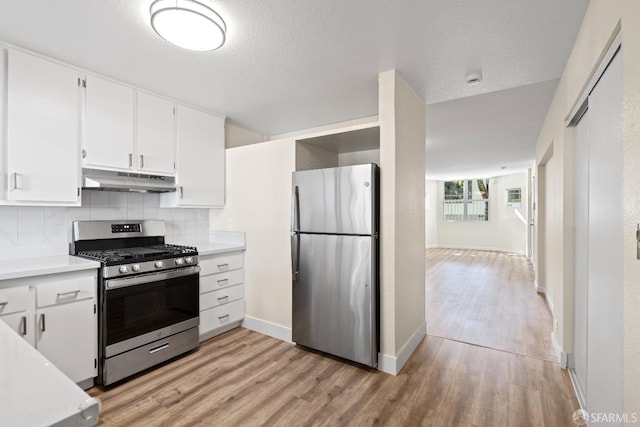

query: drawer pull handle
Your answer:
[0,301,8,306]
[57,290,81,297]
[40,313,46,332]
[217,263,229,269]
[20,316,27,336]
[217,278,229,284]
[149,343,169,354]
[217,295,229,302]
[218,314,230,321]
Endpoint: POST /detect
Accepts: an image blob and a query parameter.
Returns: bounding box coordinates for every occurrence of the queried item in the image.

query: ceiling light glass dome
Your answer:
[150,0,226,52]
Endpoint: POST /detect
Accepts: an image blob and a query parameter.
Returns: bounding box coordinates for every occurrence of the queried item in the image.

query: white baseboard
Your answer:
[567,366,587,410]
[378,321,426,376]
[433,245,526,256]
[425,244,439,249]
[242,315,292,343]
[552,332,564,364]
[536,286,554,313]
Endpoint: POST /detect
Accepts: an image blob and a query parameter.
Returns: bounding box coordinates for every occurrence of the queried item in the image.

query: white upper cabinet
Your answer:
[84,75,135,171]
[6,49,81,204]
[161,105,225,207]
[136,92,176,175]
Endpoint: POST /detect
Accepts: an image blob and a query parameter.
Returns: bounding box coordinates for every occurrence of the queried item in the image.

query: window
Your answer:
[443,179,489,221]
[506,188,522,207]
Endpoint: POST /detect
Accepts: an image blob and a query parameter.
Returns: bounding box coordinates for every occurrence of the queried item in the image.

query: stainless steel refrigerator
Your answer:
[291,163,379,367]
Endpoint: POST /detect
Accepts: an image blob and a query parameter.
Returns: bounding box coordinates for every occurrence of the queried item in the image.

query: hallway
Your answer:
[426,248,557,362]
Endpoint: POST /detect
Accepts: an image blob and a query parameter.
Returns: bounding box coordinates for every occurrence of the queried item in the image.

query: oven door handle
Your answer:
[105,266,201,290]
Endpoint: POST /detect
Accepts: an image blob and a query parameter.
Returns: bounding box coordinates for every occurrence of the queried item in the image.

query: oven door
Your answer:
[103,266,200,357]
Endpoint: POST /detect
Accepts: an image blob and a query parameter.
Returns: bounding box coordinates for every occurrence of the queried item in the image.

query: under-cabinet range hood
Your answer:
[82,168,176,193]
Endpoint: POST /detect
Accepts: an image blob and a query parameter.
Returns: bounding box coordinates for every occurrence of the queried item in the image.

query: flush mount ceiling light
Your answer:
[150,0,226,52]
[465,72,482,85]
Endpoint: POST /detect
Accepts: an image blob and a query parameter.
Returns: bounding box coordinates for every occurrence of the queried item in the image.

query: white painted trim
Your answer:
[269,116,380,141]
[566,28,622,124]
[241,315,292,343]
[551,332,563,363]
[434,245,526,256]
[536,286,554,313]
[560,350,570,369]
[425,244,439,249]
[568,367,587,410]
[533,279,539,291]
[377,321,426,376]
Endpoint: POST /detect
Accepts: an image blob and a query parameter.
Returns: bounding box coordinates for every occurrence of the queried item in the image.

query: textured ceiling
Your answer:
[0,0,589,178]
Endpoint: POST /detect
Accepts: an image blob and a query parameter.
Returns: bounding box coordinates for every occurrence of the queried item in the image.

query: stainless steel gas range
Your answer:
[71,220,200,386]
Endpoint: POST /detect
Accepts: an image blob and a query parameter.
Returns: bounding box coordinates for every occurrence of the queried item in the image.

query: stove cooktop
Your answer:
[77,244,197,265]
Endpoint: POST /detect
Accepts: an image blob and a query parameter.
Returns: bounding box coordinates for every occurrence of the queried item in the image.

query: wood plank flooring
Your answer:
[90,248,578,426]
[426,248,558,362]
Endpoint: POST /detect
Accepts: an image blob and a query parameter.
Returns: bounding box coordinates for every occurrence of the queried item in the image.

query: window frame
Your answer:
[443,179,490,222]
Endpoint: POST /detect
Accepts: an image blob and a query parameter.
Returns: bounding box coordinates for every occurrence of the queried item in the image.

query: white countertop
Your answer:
[0,255,100,282]
[167,231,246,256]
[0,320,100,426]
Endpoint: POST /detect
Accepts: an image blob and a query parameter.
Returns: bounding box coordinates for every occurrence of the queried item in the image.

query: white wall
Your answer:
[534,0,640,413]
[338,149,380,166]
[425,180,439,248]
[378,70,426,370]
[435,171,529,254]
[0,192,209,260]
[210,139,296,331]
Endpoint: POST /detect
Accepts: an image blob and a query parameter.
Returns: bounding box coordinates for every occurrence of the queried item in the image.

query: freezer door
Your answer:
[292,164,377,235]
[292,233,377,367]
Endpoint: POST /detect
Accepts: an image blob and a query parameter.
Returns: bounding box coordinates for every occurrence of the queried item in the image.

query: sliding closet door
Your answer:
[573,110,589,405]
[586,49,624,419]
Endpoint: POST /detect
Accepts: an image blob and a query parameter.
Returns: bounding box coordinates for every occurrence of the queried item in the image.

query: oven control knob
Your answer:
[185,256,194,264]
[175,258,185,266]
[132,264,141,272]
[119,265,129,274]
[155,261,164,269]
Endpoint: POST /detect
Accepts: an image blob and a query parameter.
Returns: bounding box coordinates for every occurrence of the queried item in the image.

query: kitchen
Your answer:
[1,0,640,426]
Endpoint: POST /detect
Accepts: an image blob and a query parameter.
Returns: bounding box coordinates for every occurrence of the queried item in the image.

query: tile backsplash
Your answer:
[0,191,209,260]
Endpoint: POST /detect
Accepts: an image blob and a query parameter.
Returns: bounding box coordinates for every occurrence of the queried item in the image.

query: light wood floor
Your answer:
[426,248,558,362]
[90,248,578,426]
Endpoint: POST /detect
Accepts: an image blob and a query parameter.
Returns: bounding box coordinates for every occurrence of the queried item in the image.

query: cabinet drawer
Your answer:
[200,252,244,276]
[0,286,29,315]
[200,284,244,311]
[36,275,95,308]
[200,269,243,293]
[200,299,244,335]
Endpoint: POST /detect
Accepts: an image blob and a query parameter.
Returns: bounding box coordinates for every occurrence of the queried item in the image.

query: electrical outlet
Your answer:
[227,218,233,229]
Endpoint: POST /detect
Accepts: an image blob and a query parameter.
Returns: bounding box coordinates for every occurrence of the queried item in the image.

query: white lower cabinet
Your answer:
[0,270,97,385]
[36,297,96,384]
[199,251,245,341]
[0,311,30,343]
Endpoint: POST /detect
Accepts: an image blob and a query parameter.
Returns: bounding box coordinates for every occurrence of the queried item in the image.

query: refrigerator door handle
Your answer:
[293,185,301,232]
[291,231,300,281]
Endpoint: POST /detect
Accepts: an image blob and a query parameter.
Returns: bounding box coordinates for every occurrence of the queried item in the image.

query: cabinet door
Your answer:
[0,312,32,344]
[36,299,96,383]
[84,75,135,171]
[136,92,176,175]
[174,105,225,206]
[6,49,81,203]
